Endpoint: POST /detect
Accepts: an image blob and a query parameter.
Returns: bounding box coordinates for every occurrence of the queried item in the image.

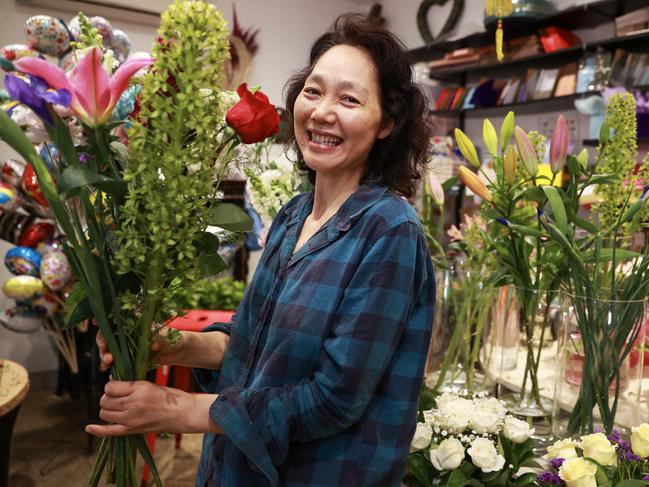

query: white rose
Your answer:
[579,433,617,466]
[471,409,502,434]
[503,416,535,444]
[446,410,472,434]
[546,439,579,460]
[430,438,465,470]
[439,397,473,433]
[410,422,433,453]
[559,457,597,487]
[467,437,506,473]
[631,423,649,458]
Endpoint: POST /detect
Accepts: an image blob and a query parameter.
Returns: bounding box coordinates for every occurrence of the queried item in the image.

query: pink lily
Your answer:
[514,126,538,177]
[14,46,153,127]
[549,114,568,174]
[426,172,444,205]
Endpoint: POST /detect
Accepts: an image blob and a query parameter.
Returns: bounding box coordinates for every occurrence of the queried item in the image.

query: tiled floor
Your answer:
[9,388,203,486]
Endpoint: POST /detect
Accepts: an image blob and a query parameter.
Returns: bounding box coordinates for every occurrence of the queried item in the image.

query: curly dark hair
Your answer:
[283,13,433,199]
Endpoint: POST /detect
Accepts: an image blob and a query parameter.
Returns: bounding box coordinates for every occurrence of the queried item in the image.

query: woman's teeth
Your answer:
[311,133,342,146]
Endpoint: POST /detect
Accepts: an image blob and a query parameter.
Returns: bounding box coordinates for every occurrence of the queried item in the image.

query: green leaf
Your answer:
[615,481,649,487]
[520,186,546,204]
[58,166,126,200]
[196,232,227,278]
[448,467,470,487]
[582,248,641,264]
[132,434,163,487]
[599,121,610,144]
[442,175,459,192]
[62,295,93,330]
[512,472,536,487]
[593,463,611,487]
[587,174,619,186]
[499,433,516,466]
[509,223,545,238]
[407,453,433,487]
[542,185,570,236]
[45,106,81,167]
[207,202,252,232]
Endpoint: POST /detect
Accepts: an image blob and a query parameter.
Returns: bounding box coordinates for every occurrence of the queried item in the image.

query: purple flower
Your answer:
[496,217,509,227]
[538,471,564,485]
[643,475,649,481]
[640,185,649,202]
[4,74,71,125]
[617,440,631,452]
[550,458,565,470]
[624,452,640,462]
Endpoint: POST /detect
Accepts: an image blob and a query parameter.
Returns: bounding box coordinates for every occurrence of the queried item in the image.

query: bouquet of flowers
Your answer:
[0,2,279,485]
[405,392,537,487]
[539,426,649,487]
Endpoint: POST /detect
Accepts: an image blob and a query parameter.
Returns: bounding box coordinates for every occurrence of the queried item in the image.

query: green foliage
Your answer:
[70,12,103,50]
[172,276,245,310]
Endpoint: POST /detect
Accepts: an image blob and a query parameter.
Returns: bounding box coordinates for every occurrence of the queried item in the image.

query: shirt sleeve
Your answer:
[192,320,233,393]
[208,220,431,485]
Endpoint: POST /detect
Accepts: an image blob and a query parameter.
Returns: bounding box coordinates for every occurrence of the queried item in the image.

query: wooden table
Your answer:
[0,359,29,487]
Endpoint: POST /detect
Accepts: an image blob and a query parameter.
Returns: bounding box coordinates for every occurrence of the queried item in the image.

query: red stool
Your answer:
[141,309,235,485]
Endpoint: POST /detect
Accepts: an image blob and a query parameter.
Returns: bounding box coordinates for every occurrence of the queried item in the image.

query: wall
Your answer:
[0,0,375,374]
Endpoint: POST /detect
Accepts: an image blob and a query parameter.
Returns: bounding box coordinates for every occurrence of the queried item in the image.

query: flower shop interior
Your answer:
[1,0,649,486]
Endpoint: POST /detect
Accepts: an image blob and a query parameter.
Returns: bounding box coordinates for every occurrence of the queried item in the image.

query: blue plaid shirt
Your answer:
[193,183,435,486]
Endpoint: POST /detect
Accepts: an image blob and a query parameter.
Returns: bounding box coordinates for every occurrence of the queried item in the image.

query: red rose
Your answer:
[226,83,280,144]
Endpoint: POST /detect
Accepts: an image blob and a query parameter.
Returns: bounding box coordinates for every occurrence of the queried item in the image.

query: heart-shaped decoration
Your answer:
[417,0,464,45]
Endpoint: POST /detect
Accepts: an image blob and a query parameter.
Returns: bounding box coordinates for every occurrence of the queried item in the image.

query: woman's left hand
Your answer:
[85,380,221,437]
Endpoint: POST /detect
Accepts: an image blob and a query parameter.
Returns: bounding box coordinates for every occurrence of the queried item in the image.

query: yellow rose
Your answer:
[631,423,649,458]
[546,439,578,460]
[579,433,617,466]
[559,458,597,487]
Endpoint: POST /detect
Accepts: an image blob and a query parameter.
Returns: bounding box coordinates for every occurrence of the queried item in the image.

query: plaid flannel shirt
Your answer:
[193,183,435,486]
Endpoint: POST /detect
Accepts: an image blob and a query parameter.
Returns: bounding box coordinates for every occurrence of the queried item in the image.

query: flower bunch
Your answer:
[538,426,649,487]
[405,393,537,487]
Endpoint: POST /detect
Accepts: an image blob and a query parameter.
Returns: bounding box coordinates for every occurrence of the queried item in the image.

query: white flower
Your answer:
[410,422,433,453]
[579,433,617,466]
[503,416,534,443]
[430,438,465,470]
[471,409,502,434]
[218,90,240,111]
[438,395,473,434]
[546,439,579,460]
[467,437,506,473]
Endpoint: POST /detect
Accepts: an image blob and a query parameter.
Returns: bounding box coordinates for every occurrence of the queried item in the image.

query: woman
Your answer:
[87,14,436,486]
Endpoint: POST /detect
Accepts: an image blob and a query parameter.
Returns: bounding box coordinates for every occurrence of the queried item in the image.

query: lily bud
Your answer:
[550,114,568,174]
[426,172,444,205]
[483,119,498,157]
[500,111,515,149]
[459,166,492,202]
[514,126,538,177]
[504,145,517,184]
[455,128,481,168]
[576,148,589,170]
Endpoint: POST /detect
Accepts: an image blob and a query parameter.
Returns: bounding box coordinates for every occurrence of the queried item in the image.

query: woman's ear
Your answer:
[378,117,395,139]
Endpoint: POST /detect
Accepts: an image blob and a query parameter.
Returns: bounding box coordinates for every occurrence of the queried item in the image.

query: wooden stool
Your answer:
[0,359,29,487]
[141,310,235,485]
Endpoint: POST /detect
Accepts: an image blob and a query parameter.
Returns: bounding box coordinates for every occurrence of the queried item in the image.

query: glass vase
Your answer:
[552,291,647,436]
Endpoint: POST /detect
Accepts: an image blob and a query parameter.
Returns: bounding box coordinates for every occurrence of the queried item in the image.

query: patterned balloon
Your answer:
[0,182,19,211]
[0,44,39,71]
[0,212,35,245]
[24,15,71,58]
[21,163,49,208]
[111,29,131,63]
[36,237,65,256]
[58,49,75,72]
[5,246,42,276]
[90,17,115,48]
[1,159,26,187]
[3,275,45,300]
[19,222,55,248]
[40,250,71,291]
[32,293,59,317]
[0,306,43,333]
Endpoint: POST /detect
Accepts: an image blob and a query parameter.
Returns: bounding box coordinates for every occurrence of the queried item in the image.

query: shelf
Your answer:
[408,0,649,63]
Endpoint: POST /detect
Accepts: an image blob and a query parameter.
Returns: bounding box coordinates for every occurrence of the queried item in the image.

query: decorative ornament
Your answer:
[0,182,20,211]
[3,275,45,300]
[0,306,43,333]
[24,15,71,58]
[21,163,49,207]
[417,0,464,45]
[40,250,71,291]
[19,222,55,248]
[485,0,514,62]
[5,246,42,276]
[111,29,131,63]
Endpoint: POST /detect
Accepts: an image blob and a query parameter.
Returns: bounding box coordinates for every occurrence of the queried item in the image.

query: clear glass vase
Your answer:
[552,291,647,436]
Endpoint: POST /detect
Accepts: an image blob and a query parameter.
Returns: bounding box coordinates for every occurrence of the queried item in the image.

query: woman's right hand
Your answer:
[96,327,183,371]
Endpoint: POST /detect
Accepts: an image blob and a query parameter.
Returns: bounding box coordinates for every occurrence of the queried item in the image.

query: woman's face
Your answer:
[293,44,393,181]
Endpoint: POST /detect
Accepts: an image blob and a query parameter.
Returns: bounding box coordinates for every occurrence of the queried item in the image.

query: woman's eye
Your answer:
[304,87,319,96]
[343,96,360,104]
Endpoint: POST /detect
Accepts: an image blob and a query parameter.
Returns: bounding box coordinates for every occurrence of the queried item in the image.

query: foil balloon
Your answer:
[3,275,45,301]
[40,250,71,291]
[0,212,35,245]
[0,306,43,333]
[32,293,59,317]
[22,163,49,208]
[19,222,55,248]
[0,182,20,211]
[5,246,41,276]
[0,44,39,71]
[1,159,26,187]
[24,15,71,58]
[38,143,61,170]
[111,29,131,63]
[58,49,75,72]
[113,84,140,121]
[36,237,65,256]
[89,16,115,48]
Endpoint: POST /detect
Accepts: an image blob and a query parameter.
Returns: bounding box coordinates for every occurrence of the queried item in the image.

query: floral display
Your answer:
[538,428,649,487]
[0,2,279,485]
[405,393,537,487]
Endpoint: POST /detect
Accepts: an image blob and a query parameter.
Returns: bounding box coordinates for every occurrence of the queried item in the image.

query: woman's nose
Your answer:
[311,99,336,124]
